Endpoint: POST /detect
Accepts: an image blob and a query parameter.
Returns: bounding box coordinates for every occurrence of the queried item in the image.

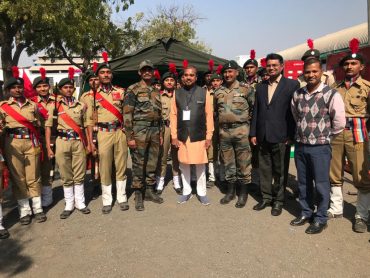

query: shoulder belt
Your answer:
[95,92,123,124]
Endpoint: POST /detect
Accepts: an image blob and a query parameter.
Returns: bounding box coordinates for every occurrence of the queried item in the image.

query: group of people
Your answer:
[0,38,369,240]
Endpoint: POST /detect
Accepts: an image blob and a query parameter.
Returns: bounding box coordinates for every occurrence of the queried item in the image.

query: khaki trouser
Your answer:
[4,137,41,199]
[330,130,370,193]
[97,130,127,185]
[157,126,179,177]
[55,138,86,187]
[40,136,52,187]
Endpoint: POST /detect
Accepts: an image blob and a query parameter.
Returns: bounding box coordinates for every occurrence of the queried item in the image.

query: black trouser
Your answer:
[258,141,286,205]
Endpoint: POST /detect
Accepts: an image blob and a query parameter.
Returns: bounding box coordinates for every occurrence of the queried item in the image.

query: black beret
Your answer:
[32,76,50,89]
[95,63,110,74]
[4,77,24,90]
[161,72,177,83]
[85,69,97,81]
[210,73,222,81]
[222,60,239,72]
[258,67,268,77]
[301,49,321,61]
[243,59,258,68]
[340,52,365,66]
[58,77,74,88]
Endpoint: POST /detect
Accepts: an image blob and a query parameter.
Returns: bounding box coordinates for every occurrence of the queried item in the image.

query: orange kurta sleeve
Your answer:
[205,90,214,141]
[170,91,178,139]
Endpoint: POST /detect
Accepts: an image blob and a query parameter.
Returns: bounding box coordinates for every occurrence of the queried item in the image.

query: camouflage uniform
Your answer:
[124,80,163,203]
[215,80,254,207]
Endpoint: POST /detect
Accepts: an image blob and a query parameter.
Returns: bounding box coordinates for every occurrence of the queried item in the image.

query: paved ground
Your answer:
[0,159,369,278]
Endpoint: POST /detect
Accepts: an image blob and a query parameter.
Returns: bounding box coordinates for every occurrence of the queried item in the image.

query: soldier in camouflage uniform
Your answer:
[214,60,254,208]
[124,60,163,211]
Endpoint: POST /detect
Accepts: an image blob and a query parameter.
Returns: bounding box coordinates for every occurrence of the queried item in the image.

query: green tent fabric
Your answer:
[109,37,228,87]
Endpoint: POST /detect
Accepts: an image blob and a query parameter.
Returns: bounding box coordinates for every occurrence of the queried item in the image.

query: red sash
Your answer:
[31,96,49,120]
[95,92,123,124]
[1,103,40,147]
[58,105,87,147]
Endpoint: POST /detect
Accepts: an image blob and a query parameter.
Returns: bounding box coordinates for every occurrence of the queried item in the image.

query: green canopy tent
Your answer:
[109,37,228,87]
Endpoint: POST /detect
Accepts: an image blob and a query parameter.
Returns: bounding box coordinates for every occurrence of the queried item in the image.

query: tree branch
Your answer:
[55,40,83,71]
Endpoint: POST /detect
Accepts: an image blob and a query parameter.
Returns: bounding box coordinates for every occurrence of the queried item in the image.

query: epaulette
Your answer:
[0,100,7,107]
[127,82,140,93]
[360,78,370,88]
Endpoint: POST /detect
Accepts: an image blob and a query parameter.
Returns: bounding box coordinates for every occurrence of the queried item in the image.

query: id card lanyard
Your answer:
[183,87,196,121]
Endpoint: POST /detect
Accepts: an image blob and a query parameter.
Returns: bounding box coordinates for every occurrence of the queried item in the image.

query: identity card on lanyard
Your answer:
[183,87,195,121]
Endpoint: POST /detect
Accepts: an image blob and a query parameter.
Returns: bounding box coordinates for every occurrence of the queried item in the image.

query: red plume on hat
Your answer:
[12,66,20,79]
[208,59,214,72]
[92,62,98,73]
[216,64,223,75]
[349,38,360,55]
[182,59,189,69]
[102,51,109,63]
[250,49,256,60]
[307,39,314,50]
[260,58,267,68]
[39,67,46,80]
[68,67,75,80]
[169,63,177,75]
[154,69,161,80]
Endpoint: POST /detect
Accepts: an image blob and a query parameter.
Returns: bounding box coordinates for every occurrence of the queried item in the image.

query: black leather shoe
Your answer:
[271,203,283,216]
[145,186,164,204]
[20,215,32,225]
[220,183,236,204]
[34,212,47,223]
[206,180,215,188]
[253,200,271,211]
[305,222,327,234]
[0,228,10,239]
[102,205,112,214]
[119,202,129,211]
[60,210,73,219]
[135,190,145,211]
[174,187,182,195]
[235,184,248,208]
[290,215,311,226]
[78,207,91,214]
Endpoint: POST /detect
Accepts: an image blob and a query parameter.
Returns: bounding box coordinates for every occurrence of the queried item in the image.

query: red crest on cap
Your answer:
[68,67,75,80]
[216,64,223,75]
[92,62,98,73]
[260,58,267,68]
[182,59,189,69]
[208,59,214,72]
[349,38,360,55]
[169,63,177,75]
[12,66,20,79]
[307,39,314,50]
[250,50,256,60]
[102,51,108,63]
[154,69,160,80]
[39,67,46,80]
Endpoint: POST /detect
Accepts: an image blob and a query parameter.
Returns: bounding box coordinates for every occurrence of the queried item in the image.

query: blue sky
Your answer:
[114,0,367,59]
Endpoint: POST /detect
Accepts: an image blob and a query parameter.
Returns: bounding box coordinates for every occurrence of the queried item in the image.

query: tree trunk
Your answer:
[1,39,14,81]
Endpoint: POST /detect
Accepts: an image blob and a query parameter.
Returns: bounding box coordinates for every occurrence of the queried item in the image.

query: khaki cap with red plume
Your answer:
[161,63,178,82]
[58,67,75,88]
[210,64,223,81]
[340,38,364,66]
[95,51,111,74]
[243,49,258,68]
[4,66,24,89]
[32,67,50,88]
[301,38,321,61]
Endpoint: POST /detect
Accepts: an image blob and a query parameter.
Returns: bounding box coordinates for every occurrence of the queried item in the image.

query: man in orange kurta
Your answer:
[170,66,214,205]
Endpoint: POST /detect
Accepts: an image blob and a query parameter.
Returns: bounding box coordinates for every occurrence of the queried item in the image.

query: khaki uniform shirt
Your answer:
[214,80,255,124]
[45,98,86,130]
[332,76,370,118]
[32,95,55,129]
[160,90,173,121]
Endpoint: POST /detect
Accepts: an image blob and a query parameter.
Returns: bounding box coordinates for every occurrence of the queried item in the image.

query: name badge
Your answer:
[183,110,191,121]
[112,92,121,101]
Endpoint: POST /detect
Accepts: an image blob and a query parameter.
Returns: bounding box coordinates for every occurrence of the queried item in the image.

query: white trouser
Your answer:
[63,186,75,211]
[208,162,215,182]
[0,204,4,230]
[156,177,165,191]
[173,175,181,189]
[41,186,53,207]
[102,184,112,206]
[116,180,127,203]
[18,199,32,218]
[31,196,43,214]
[328,186,343,215]
[180,163,206,197]
[74,184,86,210]
[355,191,370,221]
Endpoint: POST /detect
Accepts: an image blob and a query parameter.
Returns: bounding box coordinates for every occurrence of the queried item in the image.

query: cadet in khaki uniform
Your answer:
[46,74,91,219]
[215,61,254,208]
[298,39,335,88]
[124,60,163,211]
[0,67,46,225]
[31,68,55,207]
[86,59,128,214]
[328,39,370,233]
[0,150,10,239]
[156,65,182,194]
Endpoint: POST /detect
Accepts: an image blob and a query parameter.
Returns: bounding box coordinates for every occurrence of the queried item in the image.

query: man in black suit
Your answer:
[250,53,299,216]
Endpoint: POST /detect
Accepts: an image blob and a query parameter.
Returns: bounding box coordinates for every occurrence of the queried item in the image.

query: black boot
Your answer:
[220,183,236,204]
[235,184,248,208]
[135,190,145,211]
[145,186,164,204]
